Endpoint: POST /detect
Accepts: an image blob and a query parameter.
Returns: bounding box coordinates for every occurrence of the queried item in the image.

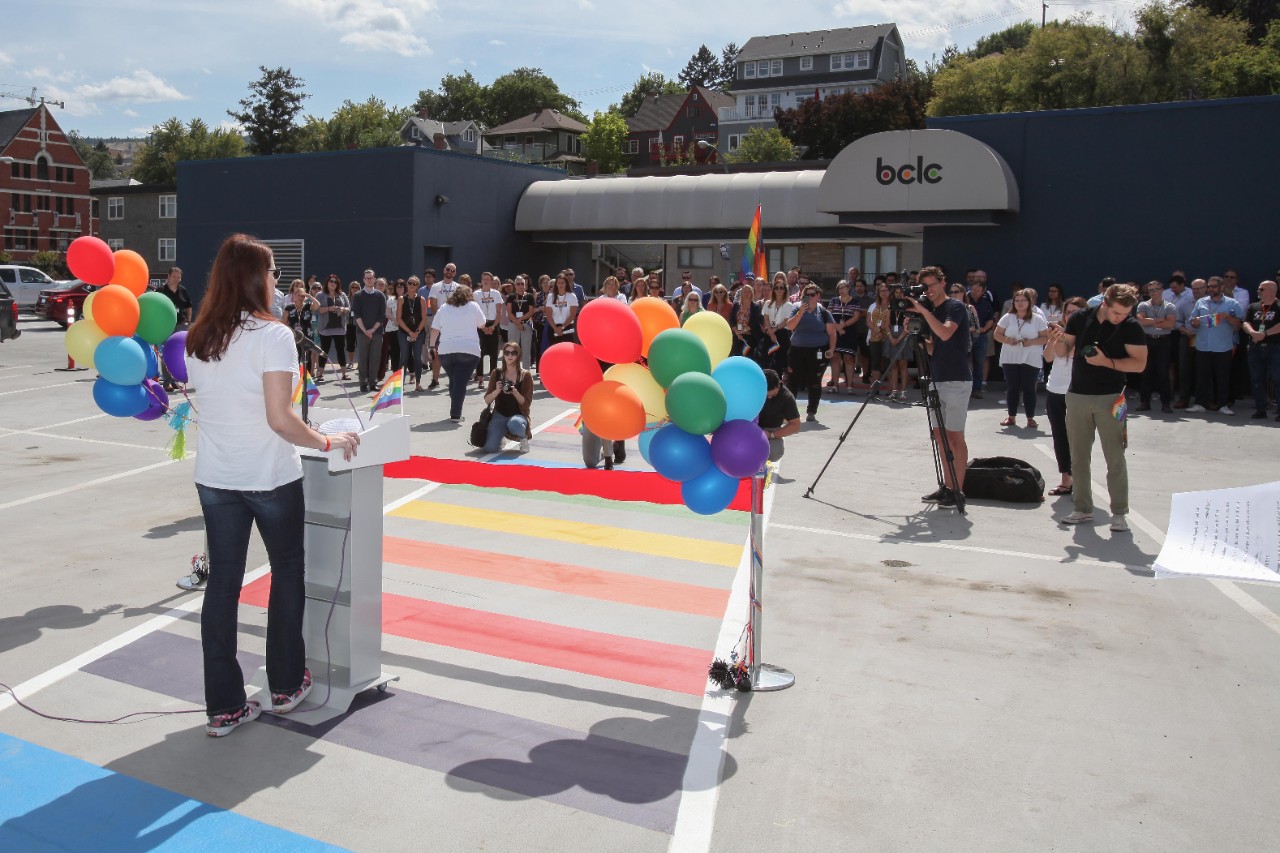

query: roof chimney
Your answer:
[433,133,448,150]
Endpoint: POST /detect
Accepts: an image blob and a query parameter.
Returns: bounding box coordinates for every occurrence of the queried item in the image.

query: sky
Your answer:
[6,0,1142,140]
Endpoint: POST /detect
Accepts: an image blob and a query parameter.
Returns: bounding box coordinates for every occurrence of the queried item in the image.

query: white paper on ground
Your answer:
[1154,481,1280,585]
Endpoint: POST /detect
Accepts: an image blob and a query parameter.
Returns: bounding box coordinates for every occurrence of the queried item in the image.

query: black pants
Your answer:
[1046,391,1071,475]
[1003,362,1039,418]
[787,344,824,415]
[478,328,501,378]
[1229,343,1250,404]
[1196,349,1232,408]
[1140,335,1172,404]
[1176,334,1196,403]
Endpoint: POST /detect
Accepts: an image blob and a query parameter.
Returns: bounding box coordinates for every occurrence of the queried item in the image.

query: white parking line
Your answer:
[0,364,34,372]
[0,458,182,512]
[18,431,167,452]
[1030,442,1280,638]
[0,380,81,397]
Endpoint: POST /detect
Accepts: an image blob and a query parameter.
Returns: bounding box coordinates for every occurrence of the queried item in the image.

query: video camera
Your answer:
[889,272,932,337]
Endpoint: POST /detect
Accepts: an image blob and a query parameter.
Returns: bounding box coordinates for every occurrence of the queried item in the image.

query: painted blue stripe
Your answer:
[0,732,348,853]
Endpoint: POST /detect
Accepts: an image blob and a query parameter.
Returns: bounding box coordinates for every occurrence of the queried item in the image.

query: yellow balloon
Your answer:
[65,318,108,368]
[683,311,733,368]
[82,290,97,323]
[603,362,667,422]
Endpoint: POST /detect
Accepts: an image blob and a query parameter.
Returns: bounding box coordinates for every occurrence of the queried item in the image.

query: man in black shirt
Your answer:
[757,369,801,462]
[905,265,972,506]
[157,267,192,391]
[1243,279,1280,420]
[1050,283,1147,531]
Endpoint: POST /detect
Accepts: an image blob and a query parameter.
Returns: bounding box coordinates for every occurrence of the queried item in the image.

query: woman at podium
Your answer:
[185,233,360,738]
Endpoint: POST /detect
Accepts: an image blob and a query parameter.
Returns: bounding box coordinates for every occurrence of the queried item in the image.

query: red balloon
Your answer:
[577,297,643,364]
[539,342,604,403]
[67,236,116,285]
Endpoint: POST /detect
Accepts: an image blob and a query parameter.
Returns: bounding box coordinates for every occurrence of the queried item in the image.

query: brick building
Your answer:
[90,180,178,286]
[0,104,93,261]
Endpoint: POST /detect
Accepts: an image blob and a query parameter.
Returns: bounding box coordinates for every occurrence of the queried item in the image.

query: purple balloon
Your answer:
[711,419,770,479]
[134,379,170,422]
[162,331,188,384]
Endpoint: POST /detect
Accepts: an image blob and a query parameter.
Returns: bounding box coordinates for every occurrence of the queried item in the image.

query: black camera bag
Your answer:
[964,456,1044,503]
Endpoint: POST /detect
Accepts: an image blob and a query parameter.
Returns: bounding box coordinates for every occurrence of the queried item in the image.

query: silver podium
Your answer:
[248,406,409,724]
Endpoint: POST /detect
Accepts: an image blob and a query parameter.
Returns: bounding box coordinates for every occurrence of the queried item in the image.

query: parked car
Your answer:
[0,281,19,342]
[37,280,99,328]
[0,265,61,311]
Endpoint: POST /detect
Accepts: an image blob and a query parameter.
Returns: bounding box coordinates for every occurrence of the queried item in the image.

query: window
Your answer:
[854,84,874,95]
[770,59,782,76]
[673,135,685,148]
[158,194,176,218]
[686,105,699,118]
[463,128,476,142]
[158,238,176,262]
[56,234,71,252]
[107,197,123,220]
[800,56,813,71]
[726,134,740,152]
[744,60,782,79]
[623,139,639,155]
[504,135,516,146]
[649,138,660,153]
[744,99,757,118]
[35,156,49,181]
[744,62,755,79]
[848,244,899,277]
[831,51,872,71]
[770,93,781,110]
[107,238,124,251]
[677,247,715,269]
[8,161,17,179]
[91,199,100,220]
[767,246,800,272]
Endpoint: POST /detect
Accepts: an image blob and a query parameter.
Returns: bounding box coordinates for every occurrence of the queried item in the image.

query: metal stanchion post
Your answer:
[749,470,794,692]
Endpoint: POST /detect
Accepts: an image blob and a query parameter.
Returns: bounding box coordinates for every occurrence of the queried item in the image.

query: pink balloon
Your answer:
[539,342,604,403]
[577,297,643,365]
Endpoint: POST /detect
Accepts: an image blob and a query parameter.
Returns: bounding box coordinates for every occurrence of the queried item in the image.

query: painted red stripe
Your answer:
[383,455,752,511]
[241,576,711,695]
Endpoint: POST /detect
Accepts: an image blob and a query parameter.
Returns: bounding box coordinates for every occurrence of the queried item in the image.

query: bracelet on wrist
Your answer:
[323,436,331,453]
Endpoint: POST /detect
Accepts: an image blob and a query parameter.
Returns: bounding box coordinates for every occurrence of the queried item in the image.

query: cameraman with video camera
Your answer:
[904,266,972,507]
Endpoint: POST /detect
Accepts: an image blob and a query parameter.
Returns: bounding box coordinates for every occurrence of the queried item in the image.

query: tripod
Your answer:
[803,330,966,514]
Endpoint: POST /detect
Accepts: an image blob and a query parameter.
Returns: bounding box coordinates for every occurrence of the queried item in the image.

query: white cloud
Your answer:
[449,57,464,66]
[834,0,1038,53]
[122,108,139,117]
[488,39,507,46]
[0,50,12,66]
[218,120,244,134]
[578,0,594,8]
[73,69,189,104]
[285,0,434,57]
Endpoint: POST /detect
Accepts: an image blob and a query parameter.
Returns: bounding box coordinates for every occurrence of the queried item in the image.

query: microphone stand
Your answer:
[295,328,326,427]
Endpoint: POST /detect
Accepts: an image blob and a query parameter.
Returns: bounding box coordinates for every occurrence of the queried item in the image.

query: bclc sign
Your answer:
[876,156,942,185]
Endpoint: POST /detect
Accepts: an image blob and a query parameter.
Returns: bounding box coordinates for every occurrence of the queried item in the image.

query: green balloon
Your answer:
[135,292,178,345]
[648,328,711,388]
[666,372,727,435]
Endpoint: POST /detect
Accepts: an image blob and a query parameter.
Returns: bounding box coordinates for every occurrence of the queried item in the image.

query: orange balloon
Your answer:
[110,250,149,296]
[581,380,646,441]
[93,284,141,337]
[630,297,680,358]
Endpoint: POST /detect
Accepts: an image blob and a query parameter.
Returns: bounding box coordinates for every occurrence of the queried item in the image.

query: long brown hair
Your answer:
[187,233,277,362]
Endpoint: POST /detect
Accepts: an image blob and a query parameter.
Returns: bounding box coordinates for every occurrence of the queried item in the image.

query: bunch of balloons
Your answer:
[540,295,770,515]
[62,236,189,420]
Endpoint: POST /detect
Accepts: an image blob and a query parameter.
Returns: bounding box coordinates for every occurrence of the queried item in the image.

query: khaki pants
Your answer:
[1065,391,1128,515]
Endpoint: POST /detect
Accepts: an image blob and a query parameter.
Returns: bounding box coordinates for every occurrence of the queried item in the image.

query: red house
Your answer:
[0,103,93,262]
[624,86,735,168]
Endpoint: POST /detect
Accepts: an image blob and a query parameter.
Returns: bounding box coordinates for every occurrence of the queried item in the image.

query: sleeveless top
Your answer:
[401,294,423,330]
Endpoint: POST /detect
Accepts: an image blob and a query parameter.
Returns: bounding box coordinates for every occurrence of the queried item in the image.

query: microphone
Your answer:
[293,327,325,355]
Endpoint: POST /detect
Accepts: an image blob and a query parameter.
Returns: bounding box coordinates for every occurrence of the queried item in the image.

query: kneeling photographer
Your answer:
[904,266,972,507]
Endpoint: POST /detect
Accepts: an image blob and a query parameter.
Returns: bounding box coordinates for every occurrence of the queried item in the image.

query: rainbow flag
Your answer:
[742,205,766,282]
[1112,391,1128,449]
[292,365,319,407]
[370,369,404,416]
[1201,312,1227,328]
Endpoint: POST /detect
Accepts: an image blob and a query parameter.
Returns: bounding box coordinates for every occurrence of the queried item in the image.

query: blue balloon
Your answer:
[649,423,712,483]
[94,336,148,386]
[681,465,741,515]
[712,356,767,423]
[637,423,661,466]
[92,377,149,418]
[133,335,159,379]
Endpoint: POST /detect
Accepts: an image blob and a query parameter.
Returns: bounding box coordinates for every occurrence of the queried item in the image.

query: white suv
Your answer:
[0,265,60,311]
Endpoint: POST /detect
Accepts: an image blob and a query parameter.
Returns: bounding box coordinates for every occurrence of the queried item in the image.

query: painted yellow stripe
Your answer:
[390,500,741,567]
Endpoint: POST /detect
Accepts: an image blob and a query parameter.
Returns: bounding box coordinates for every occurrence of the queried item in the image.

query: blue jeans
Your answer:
[1248,344,1279,413]
[197,478,306,716]
[484,412,529,452]
[970,333,989,392]
[439,351,480,419]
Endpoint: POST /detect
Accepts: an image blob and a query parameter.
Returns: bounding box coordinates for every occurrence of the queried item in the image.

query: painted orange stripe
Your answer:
[382,537,728,617]
[241,576,710,695]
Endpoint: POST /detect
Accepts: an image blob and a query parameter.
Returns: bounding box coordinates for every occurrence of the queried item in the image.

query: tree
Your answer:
[724,127,795,163]
[297,97,411,151]
[714,42,741,90]
[971,21,1038,59]
[582,110,631,173]
[29,250,68,279]
[679,45,720,88]
[412,71,488,123]
[486,67,583,125]
[1182,0,1280,42]
[1205,18,1280,93]
[776,78,930,159]
[615,72,684,118]
[132,117,246,184]
[66,131,116,179]
[228,66,309,155]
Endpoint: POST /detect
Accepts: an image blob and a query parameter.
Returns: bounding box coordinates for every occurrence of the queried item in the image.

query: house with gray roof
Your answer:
[625,86,735,168]
[482,109,588,173]
[718,24,905,153]
[399,111,485,155]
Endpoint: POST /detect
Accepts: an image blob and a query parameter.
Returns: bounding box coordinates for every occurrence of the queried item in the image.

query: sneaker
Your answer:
[937,490,962,508]
[615,448,626,464]
[270,668,313,714]
[1186,404,1206,413]
[1252,410,1268,419]
[428,380,440,390]
[972,389,984,399]
[1110,515,1129,532]
[921,486,950,502]
[805,413,818,422]
[177,554,208,591]
[206,701,261,737]
[603,457,614,470]
[1220,406,1234,416]
[1060,511,1094,524]
[519,438,530,452]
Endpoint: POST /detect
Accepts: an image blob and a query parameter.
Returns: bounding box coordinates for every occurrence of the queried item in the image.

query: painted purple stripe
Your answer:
[82,631,686,833]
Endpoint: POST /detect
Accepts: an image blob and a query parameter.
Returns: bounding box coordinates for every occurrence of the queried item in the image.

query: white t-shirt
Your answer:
[1047,354,1073,394]
[429,280,458,311]
[186,317,303,492]
[475,287,503,323]
[385,294,398,324]
[762,300,795,328]
[433,302,486,356]
[548,292,578,325]
[997,313,1049,365]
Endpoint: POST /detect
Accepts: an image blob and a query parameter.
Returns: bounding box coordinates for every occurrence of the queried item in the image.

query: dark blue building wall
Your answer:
[177,147,564,302]
[925,95,1280,300]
